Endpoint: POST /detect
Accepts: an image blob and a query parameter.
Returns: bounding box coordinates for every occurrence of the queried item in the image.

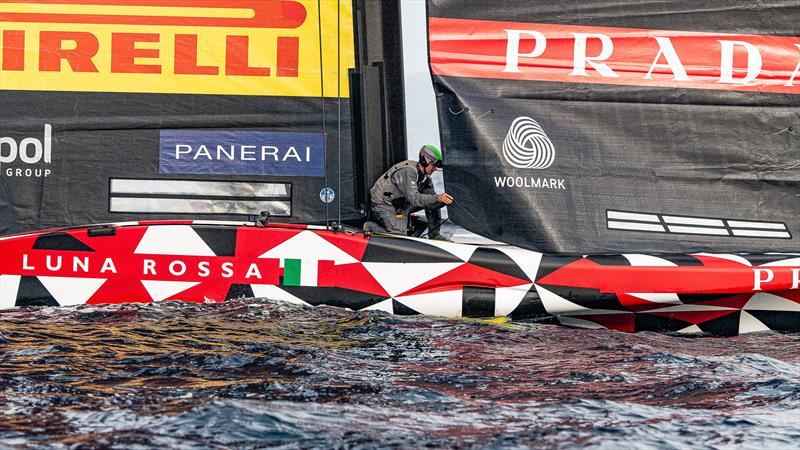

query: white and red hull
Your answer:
[1,220,798,335]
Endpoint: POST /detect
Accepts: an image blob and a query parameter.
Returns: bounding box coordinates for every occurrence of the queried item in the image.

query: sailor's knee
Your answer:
[363,221,385,233]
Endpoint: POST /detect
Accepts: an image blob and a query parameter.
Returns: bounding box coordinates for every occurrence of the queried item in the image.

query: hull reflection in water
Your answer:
[0,220,798,335]
[0,300,798,448]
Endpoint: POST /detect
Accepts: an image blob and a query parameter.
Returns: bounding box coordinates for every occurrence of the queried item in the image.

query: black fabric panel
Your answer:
[0,180,13,235]
[436,76,800,254]
[2,91,347,131]
[0,91,358,235]
[428,1,800,254]
[462,286,495,317]
[33,232,95,252]
[194,227,238,257]
[15,276,58,307]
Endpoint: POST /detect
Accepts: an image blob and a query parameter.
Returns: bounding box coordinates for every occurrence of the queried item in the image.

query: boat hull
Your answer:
[1,221,798,335]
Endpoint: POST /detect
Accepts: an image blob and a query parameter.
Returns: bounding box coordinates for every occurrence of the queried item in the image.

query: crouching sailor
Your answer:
[366,145,453,239]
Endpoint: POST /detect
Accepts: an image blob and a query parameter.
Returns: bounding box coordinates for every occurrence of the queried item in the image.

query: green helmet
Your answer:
[419,144,443,168]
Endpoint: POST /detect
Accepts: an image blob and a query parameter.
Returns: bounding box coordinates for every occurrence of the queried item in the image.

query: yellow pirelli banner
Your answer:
[0,0,354,97]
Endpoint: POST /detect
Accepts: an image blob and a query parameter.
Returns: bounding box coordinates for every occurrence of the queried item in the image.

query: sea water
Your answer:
[0,299,798,449]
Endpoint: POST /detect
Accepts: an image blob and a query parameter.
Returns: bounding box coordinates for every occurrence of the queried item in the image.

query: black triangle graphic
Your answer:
[509,287,552,320]
[392,299,420,315]
[535,255,583,282]
[467,247,530,282]
[741,255,799,266]
[194,227,238,257]
[16,276,59,307]
[696,311,740,336]
[678,293,739,304]
[745,310,799,333]
[538,284,626,311]
[226,284,254,300]
[33,232,94,252]
[659,255,704,267]
[634,313,693,333]
[462,286,494,318]
[585,255,631,266]
[361,236,463,263]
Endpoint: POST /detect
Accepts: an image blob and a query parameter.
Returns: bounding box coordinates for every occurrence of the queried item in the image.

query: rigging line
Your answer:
[419,218,451,239]
[316,0,329,229]
[336,0,342,226]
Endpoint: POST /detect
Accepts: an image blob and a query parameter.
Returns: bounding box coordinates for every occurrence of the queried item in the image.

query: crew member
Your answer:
[367,144,453,239]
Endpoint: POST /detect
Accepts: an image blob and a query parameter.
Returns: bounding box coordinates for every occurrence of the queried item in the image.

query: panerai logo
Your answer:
[0,124,53,178]
[494,116,565,191]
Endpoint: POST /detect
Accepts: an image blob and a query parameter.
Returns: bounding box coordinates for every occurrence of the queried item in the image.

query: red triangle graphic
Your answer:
[236,227,302,259]
[318,261,389,297]
[318,231,369,261]
[402,263,528,296]
[618,293,674,312]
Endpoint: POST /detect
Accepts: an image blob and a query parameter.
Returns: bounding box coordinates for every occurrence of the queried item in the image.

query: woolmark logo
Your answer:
[502,116,555,169]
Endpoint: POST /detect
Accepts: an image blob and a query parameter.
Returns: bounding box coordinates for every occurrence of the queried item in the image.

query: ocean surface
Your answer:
[0,298,798,449]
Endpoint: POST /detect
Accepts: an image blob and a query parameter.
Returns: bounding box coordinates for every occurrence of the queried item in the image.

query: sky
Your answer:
[400,0,440,158]
[400,0,444,188]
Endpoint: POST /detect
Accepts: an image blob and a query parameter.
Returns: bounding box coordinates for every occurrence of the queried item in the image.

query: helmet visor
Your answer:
[421,145,443,168]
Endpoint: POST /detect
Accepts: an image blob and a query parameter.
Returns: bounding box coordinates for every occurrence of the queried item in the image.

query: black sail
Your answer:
[428,0,800,253]
[0,1,360,234]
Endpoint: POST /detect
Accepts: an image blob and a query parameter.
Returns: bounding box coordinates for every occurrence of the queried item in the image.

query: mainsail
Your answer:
[0,0,357,235]
[428,0,800,253]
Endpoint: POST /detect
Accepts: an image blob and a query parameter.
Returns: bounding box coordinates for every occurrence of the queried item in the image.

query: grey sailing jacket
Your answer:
[369,160,439,210]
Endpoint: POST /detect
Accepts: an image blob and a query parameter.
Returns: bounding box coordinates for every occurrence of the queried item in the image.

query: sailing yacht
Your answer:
[0,0,798,334]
